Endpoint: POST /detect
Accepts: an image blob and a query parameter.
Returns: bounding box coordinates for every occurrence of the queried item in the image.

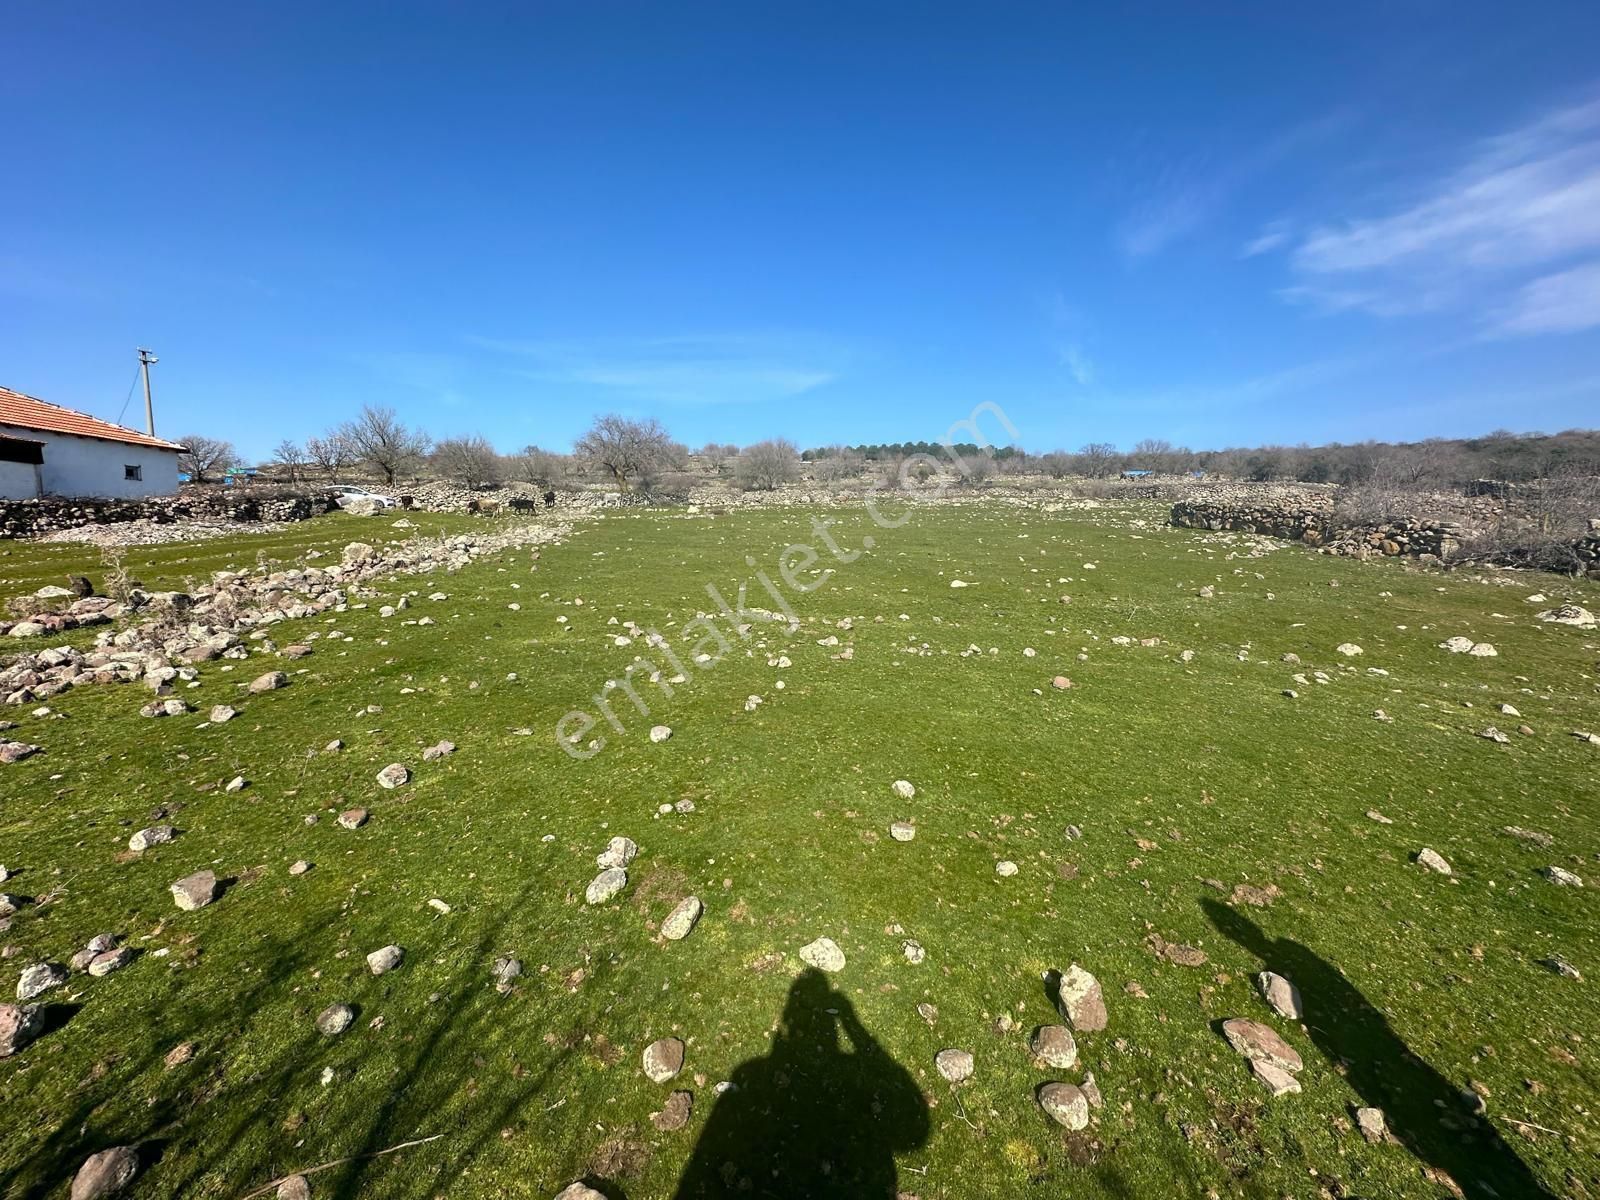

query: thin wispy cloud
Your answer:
[1045,291,1096,385]
[1118,109,1355,260]
[467,333,840,406]
[1275,93,1600,336]
[1240,222,1292,258]
[1492,259,1600,336]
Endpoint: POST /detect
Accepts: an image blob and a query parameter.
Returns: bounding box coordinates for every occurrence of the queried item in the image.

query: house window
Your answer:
[124,464,142,481]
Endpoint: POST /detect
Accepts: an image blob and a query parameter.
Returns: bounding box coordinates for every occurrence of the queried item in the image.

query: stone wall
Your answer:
[1170,498,1600,573]
[0,490,338,540]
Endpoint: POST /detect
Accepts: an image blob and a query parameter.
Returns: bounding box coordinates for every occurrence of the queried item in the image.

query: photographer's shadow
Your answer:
[1201,898,1557,1200]
[673,968,929,1199]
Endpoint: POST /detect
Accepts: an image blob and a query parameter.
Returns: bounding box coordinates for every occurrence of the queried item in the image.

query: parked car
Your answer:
[326,484,398,509]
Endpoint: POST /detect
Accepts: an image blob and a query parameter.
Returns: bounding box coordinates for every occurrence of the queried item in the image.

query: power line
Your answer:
[114,364,141,426]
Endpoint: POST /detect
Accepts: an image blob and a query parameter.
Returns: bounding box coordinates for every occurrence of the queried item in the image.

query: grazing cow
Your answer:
[543,489,557,507]
[507,496,539,513]
[467,498,501,516]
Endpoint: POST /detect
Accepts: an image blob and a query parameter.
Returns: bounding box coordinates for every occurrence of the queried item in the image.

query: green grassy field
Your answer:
[2,502,1597,1199]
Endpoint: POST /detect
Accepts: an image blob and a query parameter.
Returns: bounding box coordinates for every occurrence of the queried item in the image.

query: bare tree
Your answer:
[271,439,307,484]
[1077,442,1118,478]
[305,433,357,481]
[813,449,864,483]
[511,445,568,488]
[736,438,801,491]
[574,415,682,490]
[1038,451,1072,479]
[177,434,239,484]
[432,435,501,490]
[339,404,432,486]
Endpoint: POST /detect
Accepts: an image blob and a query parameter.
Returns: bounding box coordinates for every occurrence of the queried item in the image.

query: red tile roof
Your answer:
[0,385,187,451]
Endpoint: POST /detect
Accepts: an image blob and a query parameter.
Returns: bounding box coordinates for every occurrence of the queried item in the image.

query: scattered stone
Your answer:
[1037,1081,1090,1130]
[1544,866,1584,888]
[1335,643,1363,657]
[225,775,247,793]
[1440,636,1475,653]
[1030,1025,1078,1069]
[1050,675,1073,690]
[1416,848,1453,875]
[338,808,369,830]
[1469,642,1498,657]
[1356,1106,1388,1144]
[316,1004,355,1035]
[554,1185,605,1200]
[129,824,176,852]
[0,1002,43,1057]
[1250,1059,1302,1096]
[1365,810,1393,825]
[0,739,40,764]
[799,936,846,972]
[934,1048,974,1082]
[889,821,916,842]
[652,1089,693,1131]
[247,671,289,694]
[1478,726,1510,744]
[648,725,672,743]
[1542,955,1581,980]
[170,870,218,911]
[163,1042,195,1069]
[276,1175,312,1200]
[1257,971,1303,1020]
[87,948,134,977]
[1056,964,1107,1032]
[661,896,703,941]
[208,705,237,724]
[289,860,312,876]
[596,836,638,869]
[422,740,456,762]
[891,779,916,799]
[585,867,628,905]
[375,763,410,789]
[643,1036,685,1082]
[995,860,1018,877]
[1537,604,1595,628]
[16,961,66,1002]
[366,945,404,975]
[902,940,925,964]
[1501,826,1553,848]
[492,956,523,992]
[69,1146,140,1200]
[1221,1017,1303,1074]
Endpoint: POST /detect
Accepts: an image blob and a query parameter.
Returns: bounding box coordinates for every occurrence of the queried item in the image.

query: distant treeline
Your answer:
[802,430,1600,485]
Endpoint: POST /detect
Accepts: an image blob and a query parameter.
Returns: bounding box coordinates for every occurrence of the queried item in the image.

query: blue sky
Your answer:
[4,2,1600,461]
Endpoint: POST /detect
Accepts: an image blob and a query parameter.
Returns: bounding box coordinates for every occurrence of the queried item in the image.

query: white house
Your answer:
[0,385,186,501]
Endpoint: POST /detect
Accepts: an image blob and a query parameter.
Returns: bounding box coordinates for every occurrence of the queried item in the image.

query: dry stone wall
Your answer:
[0,491,337,540]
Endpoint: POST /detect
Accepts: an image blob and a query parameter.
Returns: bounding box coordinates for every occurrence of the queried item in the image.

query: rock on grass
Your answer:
[1037,1081,1089,1129]
[0,1003,44,1057]
[1416,848,1452,875]
[585,868,627,905]
[643,1036,685,1082]
[366,945,405,975]
[661,896,703,941]
[934,1048,974,1082]
[70,1146,140,1200]
[1056,964,1107,1032]
[1030,1025,1078,1069]
[170,871,218,911]
[798,937,845,972]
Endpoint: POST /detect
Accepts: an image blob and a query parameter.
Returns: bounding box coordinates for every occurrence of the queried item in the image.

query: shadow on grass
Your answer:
[1201,898,1557,1200]
[671,968,929,1199]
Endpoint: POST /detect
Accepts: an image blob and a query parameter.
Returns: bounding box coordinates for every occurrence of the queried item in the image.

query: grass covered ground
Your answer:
[2,501,1597,1199]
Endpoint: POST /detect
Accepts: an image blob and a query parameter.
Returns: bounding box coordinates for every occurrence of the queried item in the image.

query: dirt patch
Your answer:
[589,1132,652,1180]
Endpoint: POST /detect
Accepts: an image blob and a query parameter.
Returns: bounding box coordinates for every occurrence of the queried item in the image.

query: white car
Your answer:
[327,484,398,509]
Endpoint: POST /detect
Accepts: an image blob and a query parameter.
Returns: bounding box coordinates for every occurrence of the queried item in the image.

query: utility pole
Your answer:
[137,348,159,436]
